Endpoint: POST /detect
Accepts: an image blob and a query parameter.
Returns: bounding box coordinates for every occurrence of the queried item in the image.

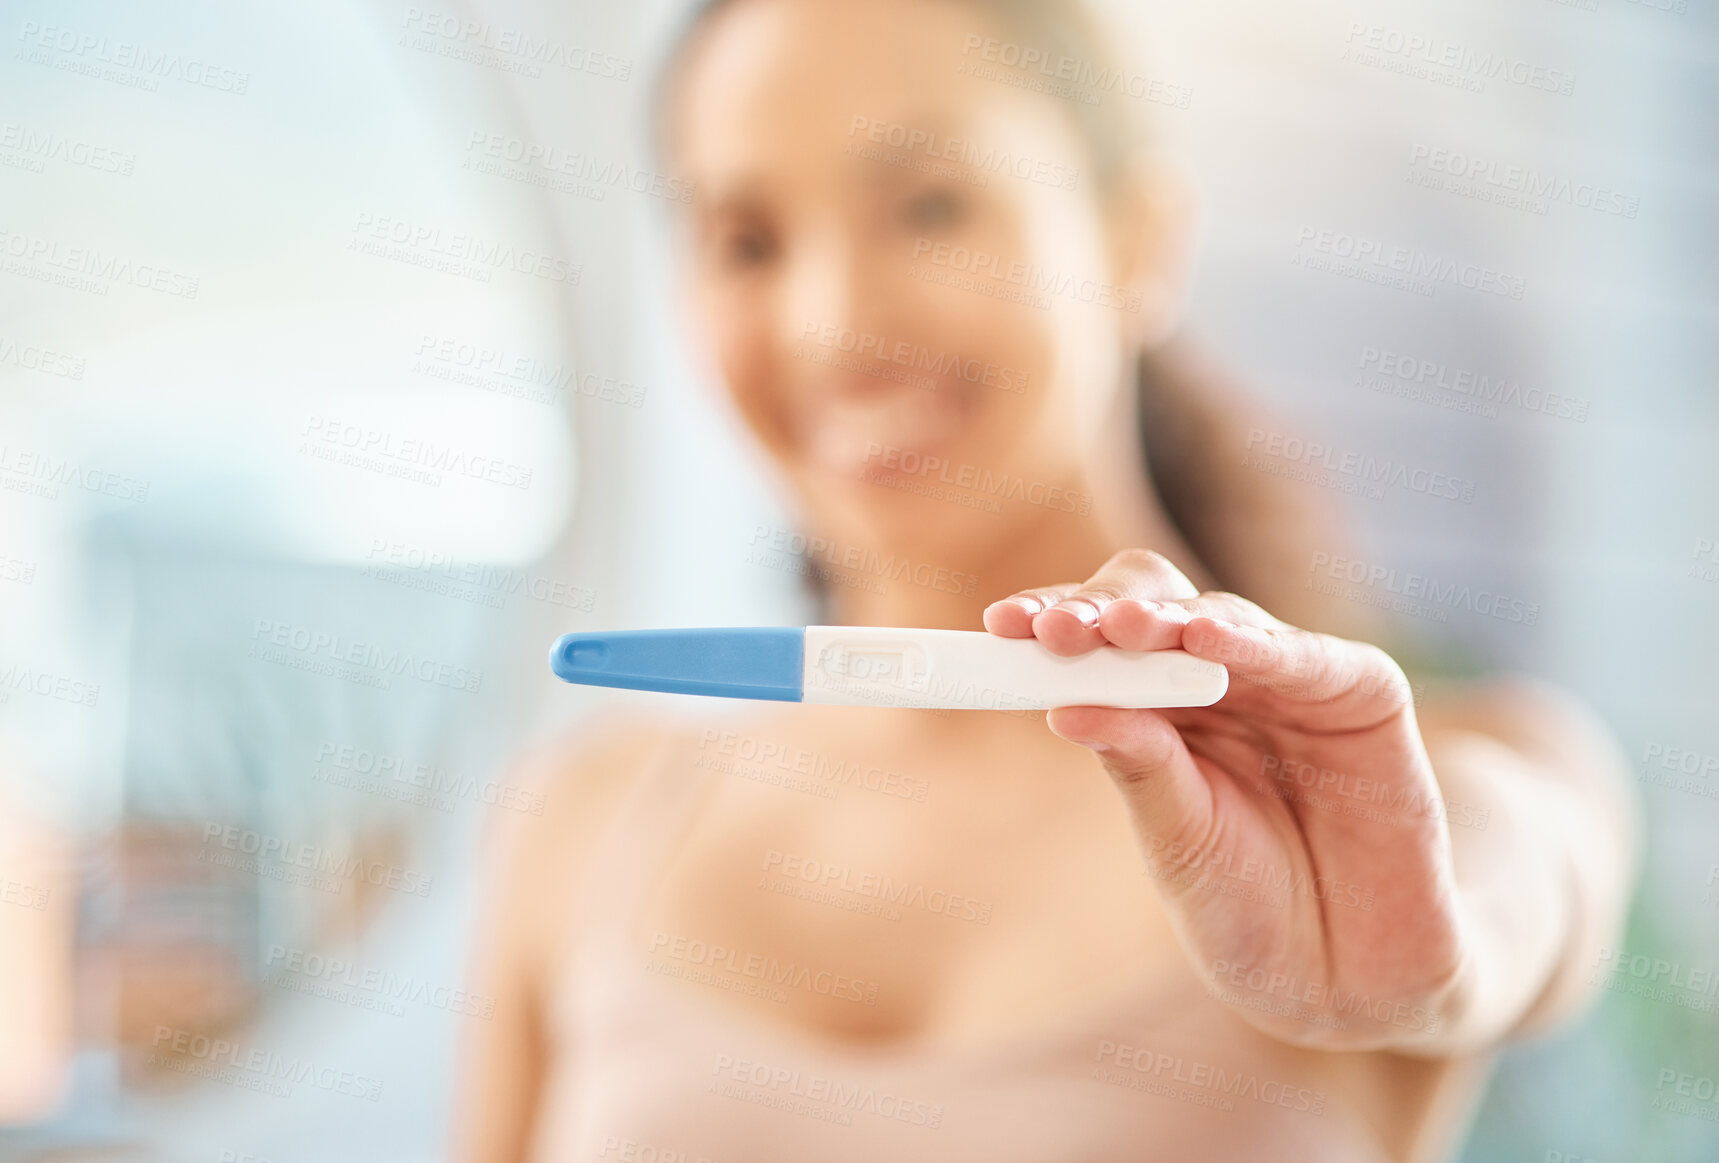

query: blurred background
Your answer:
[0,0,1714,1159]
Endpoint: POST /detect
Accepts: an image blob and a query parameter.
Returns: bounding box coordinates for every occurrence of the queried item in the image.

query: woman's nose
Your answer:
[780,227,889,351]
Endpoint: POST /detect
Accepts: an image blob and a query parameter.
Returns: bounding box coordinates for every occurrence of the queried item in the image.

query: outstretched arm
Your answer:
[985,548,1640,1054]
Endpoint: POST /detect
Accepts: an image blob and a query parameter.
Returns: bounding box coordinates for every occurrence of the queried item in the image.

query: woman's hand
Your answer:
[985,549,1478,1050]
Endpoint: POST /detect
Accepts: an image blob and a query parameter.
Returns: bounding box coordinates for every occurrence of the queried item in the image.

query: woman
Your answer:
[455,0,1638,1158]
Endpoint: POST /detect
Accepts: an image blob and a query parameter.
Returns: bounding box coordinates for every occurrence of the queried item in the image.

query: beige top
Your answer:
[524,731,1491,1163]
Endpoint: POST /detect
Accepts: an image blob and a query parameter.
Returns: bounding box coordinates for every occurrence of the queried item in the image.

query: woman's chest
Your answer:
[540,720,1455,1163]
[624,747,1192,1049]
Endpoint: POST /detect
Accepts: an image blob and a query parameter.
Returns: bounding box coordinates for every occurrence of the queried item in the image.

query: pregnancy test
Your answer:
[548,626,1227,710]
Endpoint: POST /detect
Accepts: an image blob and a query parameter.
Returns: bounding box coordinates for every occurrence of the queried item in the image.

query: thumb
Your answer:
[1046,706,1216,866]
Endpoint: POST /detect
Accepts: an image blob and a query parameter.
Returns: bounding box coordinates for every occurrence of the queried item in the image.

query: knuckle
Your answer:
[1144,808,1225,882]
[1359,641,1401,674]
[1354,643,1410,692]
[1202,627,1261,667]
[1190,593,1241,622]
[1254,628,1292,666]
[1107,745,1171,787]
[1116,547,1174,575]
[1233,595,1272,621]
[1078,580,1129,604]
[1022,585,1075,606]
[1201,590,1270,622]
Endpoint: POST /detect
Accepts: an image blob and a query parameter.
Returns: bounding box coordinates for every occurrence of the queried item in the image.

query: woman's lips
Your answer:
[801,378,970,475]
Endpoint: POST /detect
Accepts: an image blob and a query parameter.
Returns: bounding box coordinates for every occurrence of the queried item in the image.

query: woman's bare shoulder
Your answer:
[496,713,704,871]
[521,714,693,821]
[1414,676,1629,779]
[473,712,704,976]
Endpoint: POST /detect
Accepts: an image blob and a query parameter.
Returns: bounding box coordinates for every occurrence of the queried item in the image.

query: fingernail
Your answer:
[1012,595,1044,614]
[1059,599,1100,626]
[1048,724,1111,751]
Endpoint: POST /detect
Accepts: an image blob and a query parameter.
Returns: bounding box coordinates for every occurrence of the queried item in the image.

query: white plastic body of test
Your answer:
[800,626,1228,710]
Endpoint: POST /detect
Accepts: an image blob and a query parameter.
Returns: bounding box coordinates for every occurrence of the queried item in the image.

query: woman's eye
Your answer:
[714,226,776,269]
[901,188,964,231]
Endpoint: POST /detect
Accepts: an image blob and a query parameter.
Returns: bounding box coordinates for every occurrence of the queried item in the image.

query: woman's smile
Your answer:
[798,367,983,475]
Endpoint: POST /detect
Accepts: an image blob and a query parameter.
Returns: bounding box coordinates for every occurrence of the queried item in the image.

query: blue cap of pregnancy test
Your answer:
[548,627,805,701]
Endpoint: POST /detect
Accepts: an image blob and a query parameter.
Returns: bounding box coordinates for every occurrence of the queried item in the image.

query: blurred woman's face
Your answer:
[670,0,1162,523]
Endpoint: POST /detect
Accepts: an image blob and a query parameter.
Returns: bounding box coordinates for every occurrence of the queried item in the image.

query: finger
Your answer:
[983,583,1083,636]
[1031,549,1200,656]
[1180,618,1413,728]
[1046,704,1216,882]
[1096,589,1285,653]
